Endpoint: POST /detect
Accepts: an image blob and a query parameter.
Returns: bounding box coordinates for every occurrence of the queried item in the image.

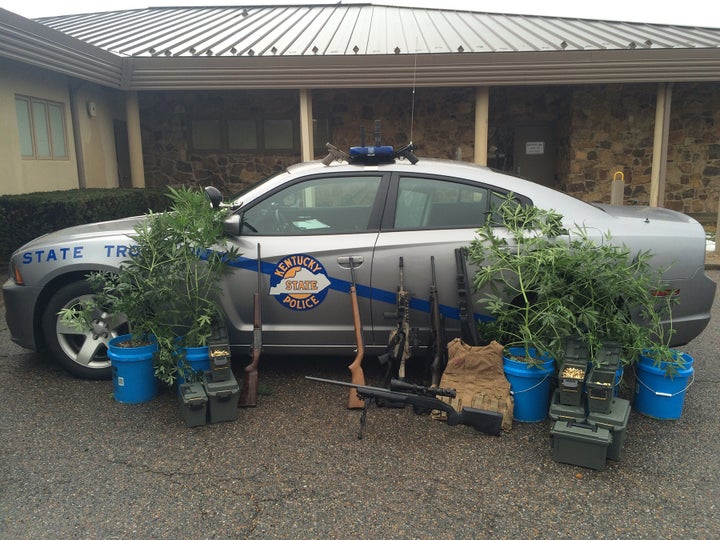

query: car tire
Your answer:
[41,280,126,380]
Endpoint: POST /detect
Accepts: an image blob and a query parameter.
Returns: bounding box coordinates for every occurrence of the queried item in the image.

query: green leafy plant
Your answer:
[467,195,672,367]
[60,186,239,385]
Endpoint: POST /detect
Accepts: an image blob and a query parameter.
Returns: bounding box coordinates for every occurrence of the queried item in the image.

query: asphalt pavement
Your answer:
[1,272,719,539]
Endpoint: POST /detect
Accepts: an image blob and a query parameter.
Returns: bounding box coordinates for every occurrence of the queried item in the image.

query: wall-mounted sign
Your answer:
[525,141,545,155]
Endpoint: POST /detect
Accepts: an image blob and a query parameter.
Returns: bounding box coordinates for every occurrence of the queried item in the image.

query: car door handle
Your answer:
[337,256,363,268]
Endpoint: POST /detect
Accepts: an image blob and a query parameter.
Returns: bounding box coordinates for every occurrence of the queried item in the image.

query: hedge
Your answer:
[0,187,173,264]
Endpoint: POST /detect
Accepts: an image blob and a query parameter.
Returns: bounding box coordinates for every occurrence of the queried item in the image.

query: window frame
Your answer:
[15,95,69,161]
[238,172,390,236]
[381,173,531,231]
[189,114,332,154]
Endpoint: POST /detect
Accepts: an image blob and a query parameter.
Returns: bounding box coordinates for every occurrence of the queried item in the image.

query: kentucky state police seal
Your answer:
[268,254,332,311]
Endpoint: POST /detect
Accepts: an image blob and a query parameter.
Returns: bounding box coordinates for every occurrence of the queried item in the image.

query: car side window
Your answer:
[394,176,491,229]
[241,175,382,235]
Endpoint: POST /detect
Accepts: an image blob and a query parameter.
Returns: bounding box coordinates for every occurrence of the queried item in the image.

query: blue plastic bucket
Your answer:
[614,365,624,397]
[635,352,694,420]
[108,335,158,404]
[503,348,555,422]
[177,345,210,386]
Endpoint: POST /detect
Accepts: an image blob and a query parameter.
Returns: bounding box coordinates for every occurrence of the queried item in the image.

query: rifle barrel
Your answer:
[390,378,456,398]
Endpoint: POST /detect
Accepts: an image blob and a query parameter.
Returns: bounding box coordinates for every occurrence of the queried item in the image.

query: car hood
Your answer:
[17,215,145,251]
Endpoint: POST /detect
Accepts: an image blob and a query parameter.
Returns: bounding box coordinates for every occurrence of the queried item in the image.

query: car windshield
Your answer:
[228,169,288,205]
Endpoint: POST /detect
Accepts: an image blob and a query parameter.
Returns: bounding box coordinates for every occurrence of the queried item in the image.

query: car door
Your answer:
[219,172,389,355]
[370,173,514,351]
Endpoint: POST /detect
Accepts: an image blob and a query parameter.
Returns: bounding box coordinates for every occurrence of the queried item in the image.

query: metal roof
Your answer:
[1,4,720,90]
[35,4,720,57]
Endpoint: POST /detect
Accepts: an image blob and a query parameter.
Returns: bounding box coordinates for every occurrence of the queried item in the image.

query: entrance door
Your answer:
[513,124,556,188]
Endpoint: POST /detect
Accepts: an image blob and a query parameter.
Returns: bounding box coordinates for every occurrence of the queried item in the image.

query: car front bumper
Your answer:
[2,279,41,351]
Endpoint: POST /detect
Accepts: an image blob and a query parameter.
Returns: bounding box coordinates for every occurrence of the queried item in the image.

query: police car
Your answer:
[3,144,716,379]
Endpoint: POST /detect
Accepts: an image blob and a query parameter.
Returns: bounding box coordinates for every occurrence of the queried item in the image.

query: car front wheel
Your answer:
[41,280,127,380]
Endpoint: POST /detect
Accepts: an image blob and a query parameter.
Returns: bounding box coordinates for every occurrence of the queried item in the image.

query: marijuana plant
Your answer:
[468,195,672,366]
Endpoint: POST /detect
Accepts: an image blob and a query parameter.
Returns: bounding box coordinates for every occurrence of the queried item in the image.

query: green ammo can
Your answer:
[179,382,208,428]
[551,420,612,471]
[202,371,240,423]
[587,397,631,461]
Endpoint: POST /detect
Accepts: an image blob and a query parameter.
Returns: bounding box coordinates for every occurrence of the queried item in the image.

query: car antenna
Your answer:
[409,44,417,145]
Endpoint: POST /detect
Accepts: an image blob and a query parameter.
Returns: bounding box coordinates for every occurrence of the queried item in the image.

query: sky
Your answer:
[1,0,719,28]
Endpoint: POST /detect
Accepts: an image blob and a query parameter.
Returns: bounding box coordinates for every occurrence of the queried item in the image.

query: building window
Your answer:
[15,95,68,160]
[263,119,294,151]
[190,116,329,154]
[190,119,222,150]
[228,119,257,150]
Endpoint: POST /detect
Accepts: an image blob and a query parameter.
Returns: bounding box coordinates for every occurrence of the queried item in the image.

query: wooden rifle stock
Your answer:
[346,257,366,409]
[239,244,262,407]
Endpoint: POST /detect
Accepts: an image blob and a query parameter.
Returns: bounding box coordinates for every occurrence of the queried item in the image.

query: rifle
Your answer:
[379,257,411,385]
[238,244,262,407]
[306,376,502,439]
[346,257,366,409]
[455,247,481,346]
[429,256,447,387]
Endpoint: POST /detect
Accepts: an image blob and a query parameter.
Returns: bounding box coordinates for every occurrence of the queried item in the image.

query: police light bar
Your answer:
[349,146,395,158]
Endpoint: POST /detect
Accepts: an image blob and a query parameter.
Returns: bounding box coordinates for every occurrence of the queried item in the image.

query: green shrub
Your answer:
[0,188,172,263]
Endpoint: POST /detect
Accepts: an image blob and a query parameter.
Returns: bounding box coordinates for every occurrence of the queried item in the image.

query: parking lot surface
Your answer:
[1,272,719,539]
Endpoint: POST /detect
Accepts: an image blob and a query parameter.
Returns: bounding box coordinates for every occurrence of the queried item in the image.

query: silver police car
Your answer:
[3,152,716,379]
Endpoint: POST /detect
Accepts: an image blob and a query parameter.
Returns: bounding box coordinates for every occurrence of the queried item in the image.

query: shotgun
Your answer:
[306,376,502,439]
[239,243,262,407]
[346,257,366,409]
[429,256,447,387]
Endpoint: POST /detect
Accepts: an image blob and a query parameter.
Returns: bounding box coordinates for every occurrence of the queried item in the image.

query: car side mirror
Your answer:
[223,214,242,236]
[205,186,223,209]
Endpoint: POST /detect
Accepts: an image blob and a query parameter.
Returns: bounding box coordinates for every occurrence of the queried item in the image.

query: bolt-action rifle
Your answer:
[346,257,366,409]
[306,376,502,439]
[239,243,262,407]
[379,257,411,384]
[429,256,447,387]
[455,247,481,346]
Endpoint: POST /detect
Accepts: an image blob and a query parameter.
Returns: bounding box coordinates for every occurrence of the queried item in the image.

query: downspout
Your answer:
[649,83,673,207]
[125,91,145,188]
[68,82,87,189]
[474,86,490,166]
[299,89,314,163]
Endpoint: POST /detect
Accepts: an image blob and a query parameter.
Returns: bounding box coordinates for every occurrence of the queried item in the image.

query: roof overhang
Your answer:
[125,49,720,90]
[2,8,719,91]
[0,9,122,87]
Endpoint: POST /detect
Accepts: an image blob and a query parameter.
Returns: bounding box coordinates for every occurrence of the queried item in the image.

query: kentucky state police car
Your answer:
[3,149,715,379]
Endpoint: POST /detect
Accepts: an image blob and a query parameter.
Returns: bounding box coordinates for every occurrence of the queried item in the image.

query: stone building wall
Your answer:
[564,82,720,219]
[138,83,720,222]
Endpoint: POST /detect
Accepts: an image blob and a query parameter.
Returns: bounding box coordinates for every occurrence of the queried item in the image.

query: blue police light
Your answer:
[348,145,395,159]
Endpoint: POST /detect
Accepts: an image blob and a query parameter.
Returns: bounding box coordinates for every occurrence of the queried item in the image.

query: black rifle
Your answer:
[455,247,481,346]
[378,257,411,384]
[306,376,502,439]
[428,256,447,387]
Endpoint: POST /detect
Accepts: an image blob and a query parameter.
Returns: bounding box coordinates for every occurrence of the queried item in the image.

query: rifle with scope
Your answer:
[306,376,502,438]
[379,257,411,385]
